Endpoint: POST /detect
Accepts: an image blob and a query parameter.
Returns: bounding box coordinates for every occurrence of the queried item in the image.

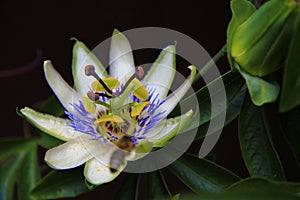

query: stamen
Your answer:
[131,101,150,117]
[87,91,100,101]
[95,92,112,99]
[82,97,96,113]
[131,79,149,101]
[91,78,120,92]
[85,65,112,94]
[135,66,144,79]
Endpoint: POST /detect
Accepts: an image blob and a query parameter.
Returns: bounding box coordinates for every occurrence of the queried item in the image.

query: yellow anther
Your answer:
[94,114,124,124]
[132,78,149,101]
[82,97,96,113]
[91,78,120,92]
[131,101,150,117]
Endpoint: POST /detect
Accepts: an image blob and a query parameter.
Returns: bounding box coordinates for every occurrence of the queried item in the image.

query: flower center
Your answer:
[83,65,150,143]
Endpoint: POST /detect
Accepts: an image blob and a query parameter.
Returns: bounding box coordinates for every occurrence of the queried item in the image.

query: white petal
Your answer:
[45,137,95,169]
[154,65,197,118]
[144,45,176,100]
[72,39,108,96]
[20,107,84,141]
[44,61,82,114]
[82,139,122,167]
[109,29,135,80]
[84,158,124,185]
[147,109,194,147]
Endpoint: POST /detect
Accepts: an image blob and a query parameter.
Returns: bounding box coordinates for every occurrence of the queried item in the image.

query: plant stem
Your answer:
[193,44,227,84]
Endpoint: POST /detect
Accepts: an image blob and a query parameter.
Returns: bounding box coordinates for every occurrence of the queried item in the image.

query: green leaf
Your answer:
[227,0,256,68]
[168,153,240,194]
[147,170,171,200]
[181,178,300,200]
[231,0,296,77]
[226,178,300,195]
[37,133,64,149]
[171,194,180,200]
[115,173,140,200]
[171,70,245,132]
[18,144,41,200]
[0,152,26,200]
[280,7,300,112]
[0,139,39,200]
[0,138,35,161]
[280,105,300,167]
[30,167,89,199]
[39,96,65,116]
[194,79,246,140]
[175,70,246,141]
[235,64,280,106]
[239,95,285,180]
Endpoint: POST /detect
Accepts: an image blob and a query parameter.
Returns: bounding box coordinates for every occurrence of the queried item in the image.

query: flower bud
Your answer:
[228,0,298,77]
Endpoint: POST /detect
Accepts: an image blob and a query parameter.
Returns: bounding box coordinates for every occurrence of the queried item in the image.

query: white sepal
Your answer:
[109,29,135,81]
[147,109,194,147]
[44,61,82,115]
[154,65,196,118]
[72,39,108,96]
[144,45,176,101]
[20,107,84,141]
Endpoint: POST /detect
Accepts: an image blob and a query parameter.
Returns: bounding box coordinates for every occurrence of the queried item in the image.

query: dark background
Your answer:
[0,0,298,199]
[0,0,230,136]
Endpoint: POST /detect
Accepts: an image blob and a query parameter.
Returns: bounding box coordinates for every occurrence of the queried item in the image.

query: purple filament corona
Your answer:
[65,86,166,145]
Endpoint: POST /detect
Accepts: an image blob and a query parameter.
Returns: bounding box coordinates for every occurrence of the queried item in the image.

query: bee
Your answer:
[110,135,135,173]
